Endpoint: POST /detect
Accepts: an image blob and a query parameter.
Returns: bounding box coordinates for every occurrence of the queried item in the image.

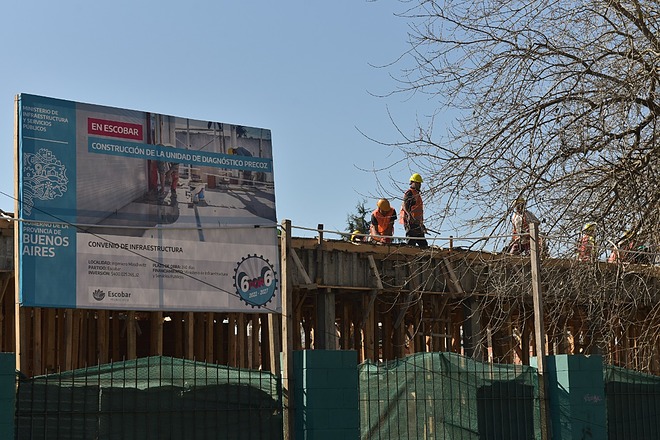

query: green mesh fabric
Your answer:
[605,365,660,440]
[359,352,541,440]
[16,356,283,440]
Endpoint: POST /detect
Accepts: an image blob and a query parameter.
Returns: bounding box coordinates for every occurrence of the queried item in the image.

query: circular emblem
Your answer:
[92,289,106,301]
[233,255,277,307]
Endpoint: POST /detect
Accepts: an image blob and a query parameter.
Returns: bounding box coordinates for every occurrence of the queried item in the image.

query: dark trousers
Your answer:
[405,223,428,248]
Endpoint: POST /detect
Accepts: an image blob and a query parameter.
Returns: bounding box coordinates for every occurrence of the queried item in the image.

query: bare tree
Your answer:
[384,0,660,255]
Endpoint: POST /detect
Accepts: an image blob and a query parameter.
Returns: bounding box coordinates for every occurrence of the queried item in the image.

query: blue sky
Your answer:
[1,1,440,239]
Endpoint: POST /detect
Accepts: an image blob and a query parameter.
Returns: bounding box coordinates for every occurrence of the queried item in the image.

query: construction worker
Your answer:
[370,198,397,244]
[508,197,540,255]
[577,222,598,262]
[350,230,366,243]
[400,173,428,248]
[608,230,636,263]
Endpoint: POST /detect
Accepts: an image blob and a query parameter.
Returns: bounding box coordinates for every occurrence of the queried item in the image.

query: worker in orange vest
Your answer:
[577,222,598,262]
[400,173,428,248]
[370,198,397,244]
[608,230,636,263]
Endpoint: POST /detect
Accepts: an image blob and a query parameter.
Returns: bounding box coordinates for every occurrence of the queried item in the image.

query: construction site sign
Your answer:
[15,93,281,313]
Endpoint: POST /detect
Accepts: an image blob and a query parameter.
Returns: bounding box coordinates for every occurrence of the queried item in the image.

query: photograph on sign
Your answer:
[16,94,280,313]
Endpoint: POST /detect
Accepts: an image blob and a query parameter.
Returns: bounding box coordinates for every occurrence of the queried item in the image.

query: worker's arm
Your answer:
[370,213,379,229]
[389,209,397,226]
[403,190,415,220]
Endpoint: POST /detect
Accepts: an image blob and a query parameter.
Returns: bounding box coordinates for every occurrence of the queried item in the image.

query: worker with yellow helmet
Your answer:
[577,222,597,262]
[607,229,637,263]
[350,230,366,243]
[399,173,428,248]
[370,198,397,244]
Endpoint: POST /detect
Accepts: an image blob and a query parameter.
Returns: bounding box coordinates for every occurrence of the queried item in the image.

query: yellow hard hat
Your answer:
[350,230,362,242]
[622,229,635,240]
[377,198,391,211]
[227,148,235,155]
[410,173,423,183]
[582,222,596,232]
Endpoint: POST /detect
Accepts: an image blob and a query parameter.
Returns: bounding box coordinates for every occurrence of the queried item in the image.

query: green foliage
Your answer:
[346,199,370,237]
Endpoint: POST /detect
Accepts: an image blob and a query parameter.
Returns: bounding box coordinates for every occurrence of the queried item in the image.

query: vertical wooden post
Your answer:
[111,311,121,361]
[251,316,260,369]
[530,223,551,440]
[150,311,163,356]
[268,313,281,374]
[33,308,42,375]
[97,310,109,364]
[72,310,82,368]
[281,219,295,440]
[64,309,74,370]
[185,311,194,360]
[206,312,214,363]
[228,313,237,366]
[316,288,336,350]
[363,294,376,361]
[13,96,25,375]
[238,313,246,368]
[126,310,137,360]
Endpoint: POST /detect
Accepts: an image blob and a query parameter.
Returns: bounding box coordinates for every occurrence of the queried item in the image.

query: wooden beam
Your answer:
[442,257,465,294]
[97,310,108,364]
[126,310,137,360]
[251,316,260,370]
[367,255,384,290]
[281,219,295,440]
[316,288,336,350]
[111,311,120,361]
[0,272,11,303]
[530,223,550,440]
[290,249,314,286]
[33,308,42,375]
[228,313,237,366]
[13,96,24,374]
[64,309,74,371]
[394,262,421,329]
[185,312,194,360]
[205,312,214,363]
[150,311,163,356]
[267,313,281,375]
[238,313,246,368]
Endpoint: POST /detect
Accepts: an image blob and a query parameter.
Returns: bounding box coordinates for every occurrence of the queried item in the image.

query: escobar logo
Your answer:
[92,289,106,301]
[92,288,132,302]
[233,255,277,307]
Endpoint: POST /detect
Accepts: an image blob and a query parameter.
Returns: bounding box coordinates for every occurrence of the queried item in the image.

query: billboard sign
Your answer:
[16,93,280,313]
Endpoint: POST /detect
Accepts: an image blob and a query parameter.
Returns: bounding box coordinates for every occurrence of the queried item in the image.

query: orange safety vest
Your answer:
[371,208,396,242]
[399,188,423,225]
[577,234,595,262]
[608,240,634,263]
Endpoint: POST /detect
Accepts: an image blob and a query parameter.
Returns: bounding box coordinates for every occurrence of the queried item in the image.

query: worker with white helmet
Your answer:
[508,196,540,255]
[370,198,397,244]
[400,173,428,248]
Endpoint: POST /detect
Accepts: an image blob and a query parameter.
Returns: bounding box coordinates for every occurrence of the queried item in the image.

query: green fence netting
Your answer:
[358,352,541,440]
[605,364,660,440]
[16,356,283,440]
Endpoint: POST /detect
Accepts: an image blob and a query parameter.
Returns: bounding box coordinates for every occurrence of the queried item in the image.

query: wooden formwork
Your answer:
[3,218,660,377]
